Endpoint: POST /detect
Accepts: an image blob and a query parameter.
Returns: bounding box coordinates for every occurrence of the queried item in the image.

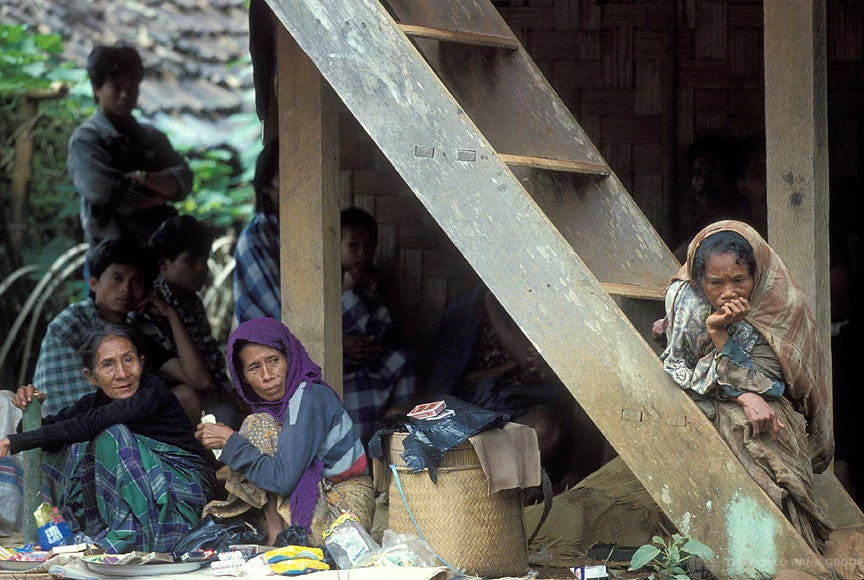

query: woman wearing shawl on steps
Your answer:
[195,318,374,545]
[661,220,833,553]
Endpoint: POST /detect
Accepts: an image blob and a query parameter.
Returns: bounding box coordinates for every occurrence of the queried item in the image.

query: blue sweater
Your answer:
[221,382,367,497]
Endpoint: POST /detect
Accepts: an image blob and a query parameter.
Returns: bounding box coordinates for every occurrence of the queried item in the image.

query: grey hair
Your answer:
[77,324,139,372]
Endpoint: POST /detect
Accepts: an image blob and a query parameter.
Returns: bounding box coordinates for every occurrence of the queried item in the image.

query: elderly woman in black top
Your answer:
[0,324,215,553]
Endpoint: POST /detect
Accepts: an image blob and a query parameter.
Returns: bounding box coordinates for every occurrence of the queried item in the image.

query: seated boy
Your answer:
[140,215,242,427]
[340,208,417,447]
[32,238,212,421]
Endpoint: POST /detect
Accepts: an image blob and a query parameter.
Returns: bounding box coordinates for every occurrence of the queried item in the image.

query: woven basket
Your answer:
[387,432,528,578]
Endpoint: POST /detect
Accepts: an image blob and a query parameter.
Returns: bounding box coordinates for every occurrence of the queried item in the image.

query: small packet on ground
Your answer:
[361,530,437,568]
[264,545,329,576]
[264,546,324,563]
[33,503,74,549]
[322,512,379,569]
[269,559,329,576]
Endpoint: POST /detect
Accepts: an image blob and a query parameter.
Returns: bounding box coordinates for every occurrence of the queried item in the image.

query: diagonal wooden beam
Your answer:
[265,0,829,575]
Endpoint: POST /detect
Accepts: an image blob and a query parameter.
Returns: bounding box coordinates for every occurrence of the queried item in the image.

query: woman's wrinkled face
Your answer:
[701,252,754,310]
[239,343,288,402]
[84,335,143,400]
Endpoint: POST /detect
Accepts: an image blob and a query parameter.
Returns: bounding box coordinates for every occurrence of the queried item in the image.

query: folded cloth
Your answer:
[469,422,541,494]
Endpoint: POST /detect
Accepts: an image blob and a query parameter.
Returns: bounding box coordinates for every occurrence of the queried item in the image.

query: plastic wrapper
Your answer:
[263,546,324,563]
[273,525,308,548]
[172,515,266,556]
[33,502,74,549]
[212,559,245,576]
[322,513,379,569]
[360,530,437,568]
[238,554,274,576]
[269,558,329,576]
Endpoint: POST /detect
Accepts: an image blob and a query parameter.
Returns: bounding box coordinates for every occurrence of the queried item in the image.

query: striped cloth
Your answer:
[58,424,214,553]
[0,456,22,534]
[233,213,280,324]
[341,287,416,448]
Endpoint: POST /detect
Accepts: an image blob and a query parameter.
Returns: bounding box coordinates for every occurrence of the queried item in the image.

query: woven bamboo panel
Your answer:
[694,0,727,60]
[730,26,762,87]
[828,0,863,62]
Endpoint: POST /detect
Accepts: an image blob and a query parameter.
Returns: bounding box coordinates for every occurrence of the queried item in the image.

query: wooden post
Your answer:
[10,98,37,248]
[764,0,864,526]
[276,25,343,394]
[764,0,830,386]
[21,399,42,543]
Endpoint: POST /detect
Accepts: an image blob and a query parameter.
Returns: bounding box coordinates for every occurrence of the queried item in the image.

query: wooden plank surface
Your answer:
[398,24,519,50]
[277,26,343,394]
[764,0,863,527]
[599,282,666,301]
[388,2,608,169]
[498,154,609,176]
[386,0,516,41]
[266,0,830,574]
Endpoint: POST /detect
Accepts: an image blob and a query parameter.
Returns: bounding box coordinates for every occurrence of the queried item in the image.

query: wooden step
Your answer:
[398,23,520,50]
[599,282,667,300]
[499,153,611,176]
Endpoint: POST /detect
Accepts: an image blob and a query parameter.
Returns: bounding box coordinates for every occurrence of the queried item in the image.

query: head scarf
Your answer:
[227,317,332,423]
[675,220,833,471]
[226,317,335,530]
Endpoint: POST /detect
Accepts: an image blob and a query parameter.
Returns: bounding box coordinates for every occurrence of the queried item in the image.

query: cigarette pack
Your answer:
[49,543,91,557]
[136,552,175,564]
[407,401,446,420]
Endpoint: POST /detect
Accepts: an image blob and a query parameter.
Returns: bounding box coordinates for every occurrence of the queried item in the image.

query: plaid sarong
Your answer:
[341,288,416,448]
[58,425,214,553]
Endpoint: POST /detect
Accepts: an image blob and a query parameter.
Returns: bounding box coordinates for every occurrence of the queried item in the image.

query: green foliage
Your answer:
[0,24,75,92]
[174,145,254,230]
[628,534,715,579]
[1,24,93,275]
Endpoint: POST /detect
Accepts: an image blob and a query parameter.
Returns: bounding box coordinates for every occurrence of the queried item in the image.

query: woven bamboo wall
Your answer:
[338,0,863,354]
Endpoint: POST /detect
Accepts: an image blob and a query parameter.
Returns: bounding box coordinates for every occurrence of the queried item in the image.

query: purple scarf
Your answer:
[227,317,336,531]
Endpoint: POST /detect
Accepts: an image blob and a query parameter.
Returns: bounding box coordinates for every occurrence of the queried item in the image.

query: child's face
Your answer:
[341,226,376,272]
[160,250,209,292]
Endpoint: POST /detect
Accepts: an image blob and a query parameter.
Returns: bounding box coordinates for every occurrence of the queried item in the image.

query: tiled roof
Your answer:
[1,0,252,117]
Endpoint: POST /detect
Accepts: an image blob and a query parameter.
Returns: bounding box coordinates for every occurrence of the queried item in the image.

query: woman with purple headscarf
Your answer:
[195,318,373,545]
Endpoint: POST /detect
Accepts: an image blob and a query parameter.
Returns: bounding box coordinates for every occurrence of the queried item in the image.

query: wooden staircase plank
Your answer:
[384,0,516,40]
[499,153,610,176]
[265,0,831,574]
[599,282,667,301]
[398,23,519,50]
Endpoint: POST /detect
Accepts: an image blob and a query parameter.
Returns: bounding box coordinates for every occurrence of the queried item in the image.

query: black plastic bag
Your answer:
[172,514,267,555]
[367,396,508,483]
[274,525,308,548]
